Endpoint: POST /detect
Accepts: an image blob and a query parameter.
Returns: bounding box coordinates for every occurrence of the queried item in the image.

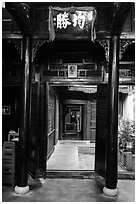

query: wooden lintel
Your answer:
[2,33,23,39]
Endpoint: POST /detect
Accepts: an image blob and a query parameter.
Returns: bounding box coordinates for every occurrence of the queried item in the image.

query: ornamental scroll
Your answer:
[49,6,97,41]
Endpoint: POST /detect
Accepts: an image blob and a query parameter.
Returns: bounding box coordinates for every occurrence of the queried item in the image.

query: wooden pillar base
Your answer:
[14,185,29,195]
[103,187,119,198]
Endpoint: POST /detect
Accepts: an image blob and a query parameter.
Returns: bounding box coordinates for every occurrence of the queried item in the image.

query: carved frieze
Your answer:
[119,39,135,60]
[32,39,46,61]
[96,39,110,62]
[69,86,97,93]
[7,39,22,59]
[96,39,135,62]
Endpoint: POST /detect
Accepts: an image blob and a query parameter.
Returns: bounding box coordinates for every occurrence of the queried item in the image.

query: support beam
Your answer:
[111,2,134,35]
[5,2,30,35]
[15,36,31,195]
[103,35,119,197]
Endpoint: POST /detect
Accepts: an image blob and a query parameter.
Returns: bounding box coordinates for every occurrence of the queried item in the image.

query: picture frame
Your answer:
[2,106,11,115]
[68,65,77,78]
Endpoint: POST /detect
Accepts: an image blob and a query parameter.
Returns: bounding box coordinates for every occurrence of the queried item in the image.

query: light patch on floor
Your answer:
[47,140,95,170]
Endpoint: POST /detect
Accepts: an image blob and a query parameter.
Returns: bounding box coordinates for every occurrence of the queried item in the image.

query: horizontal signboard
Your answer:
[49,6,97,41]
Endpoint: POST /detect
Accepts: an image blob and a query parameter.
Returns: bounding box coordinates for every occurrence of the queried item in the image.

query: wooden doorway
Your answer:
[63,105,83,140]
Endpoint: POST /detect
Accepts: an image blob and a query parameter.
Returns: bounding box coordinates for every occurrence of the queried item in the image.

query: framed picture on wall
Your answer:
[68,65,77,78]
[2,106,11,115]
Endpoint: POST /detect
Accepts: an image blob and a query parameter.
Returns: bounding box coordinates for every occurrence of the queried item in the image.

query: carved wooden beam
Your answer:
[111,2,134,36]
[96,39,110,62]
[119,39,135,60]
[5,2,31,35]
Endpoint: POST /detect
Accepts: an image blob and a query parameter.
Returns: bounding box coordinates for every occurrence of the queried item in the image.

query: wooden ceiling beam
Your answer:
[5,2,31,35]
[111,2,134,36]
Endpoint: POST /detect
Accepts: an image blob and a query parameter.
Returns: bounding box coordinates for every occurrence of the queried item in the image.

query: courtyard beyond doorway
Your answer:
[47,140,95,171]
[47,139,129,174]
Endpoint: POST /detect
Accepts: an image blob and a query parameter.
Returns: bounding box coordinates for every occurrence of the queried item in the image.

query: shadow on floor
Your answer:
[63,133,82,140]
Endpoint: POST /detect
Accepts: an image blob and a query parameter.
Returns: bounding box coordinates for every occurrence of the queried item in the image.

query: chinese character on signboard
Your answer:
[57,12,71,29]
[49,6,97,41]
[72,11,86,29]
[56,11,88,30]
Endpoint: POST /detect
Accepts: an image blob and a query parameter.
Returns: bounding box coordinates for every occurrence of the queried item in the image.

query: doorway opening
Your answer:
[47,87,96,171]
[63,104,83,140]
[34,40,106,175]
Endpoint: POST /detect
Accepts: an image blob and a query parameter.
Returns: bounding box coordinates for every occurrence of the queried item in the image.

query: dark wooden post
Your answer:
[15,36,31,195]
[44,81,49,177]
[103,35,119,197]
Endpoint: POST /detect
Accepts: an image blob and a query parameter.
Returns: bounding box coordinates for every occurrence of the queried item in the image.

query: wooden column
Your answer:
[44,81,49,177]
[15,36,31,194]
[103,35,119,197]
[36,80,41,176]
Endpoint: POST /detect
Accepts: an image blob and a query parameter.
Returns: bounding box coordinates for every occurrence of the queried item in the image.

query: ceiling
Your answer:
[3,2,135,38]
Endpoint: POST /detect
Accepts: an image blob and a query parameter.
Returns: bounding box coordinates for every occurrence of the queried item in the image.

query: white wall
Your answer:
[123,92,135,121]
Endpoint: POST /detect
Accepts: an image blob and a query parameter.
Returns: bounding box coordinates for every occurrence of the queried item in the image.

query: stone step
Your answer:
[46,170,135,179]
[46,170,96,179]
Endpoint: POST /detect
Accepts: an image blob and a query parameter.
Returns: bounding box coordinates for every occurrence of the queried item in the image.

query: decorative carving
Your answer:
[32,40,46,61]
[13,40,22,59]
[119,68,135,77]
[119,86,129,94]
[113,2,122,17]
[7,39,22,59]
[96,39,110,62]
[119,39,135,60]
[69,86,97,93]
[16,2,31,19]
